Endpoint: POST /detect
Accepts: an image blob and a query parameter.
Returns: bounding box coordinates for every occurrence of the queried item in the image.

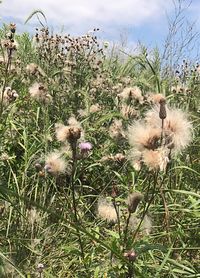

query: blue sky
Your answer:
[0,0,200,53]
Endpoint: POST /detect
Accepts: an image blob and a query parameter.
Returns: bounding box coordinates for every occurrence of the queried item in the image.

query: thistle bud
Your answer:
[159,99,167,120]
[123,250,137,261]
[67,127,81,143]
[128,192,143,213]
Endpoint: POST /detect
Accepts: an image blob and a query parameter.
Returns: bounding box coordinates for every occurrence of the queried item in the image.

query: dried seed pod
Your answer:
[128,192,143,213]
[159,99,167,120]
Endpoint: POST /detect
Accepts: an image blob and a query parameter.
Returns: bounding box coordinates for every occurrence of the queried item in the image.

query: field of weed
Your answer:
[0,22,199,277]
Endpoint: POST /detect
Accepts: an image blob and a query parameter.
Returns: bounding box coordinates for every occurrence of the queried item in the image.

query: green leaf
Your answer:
[24,10,47,26]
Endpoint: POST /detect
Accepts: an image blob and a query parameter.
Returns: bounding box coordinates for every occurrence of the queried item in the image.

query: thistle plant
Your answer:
[0,19,199,278]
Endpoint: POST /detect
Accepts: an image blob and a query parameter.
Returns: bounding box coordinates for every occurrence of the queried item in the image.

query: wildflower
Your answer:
[10,23,16,33]
[120,104,137,119]
[79,142,92,153]
[159,99,167,120]
[89,103,101,113]
[26,63,38,75]
[118,86,143,103]
[97,198,117,223]
[132,160,141,171]
[0,87,18,105]
[0,153,10,161]
[145,106,192,152]
[29,83,52,104]
[128,122,161,151]
[55,123,71,143]
[148,93,165,104]
[100,153,126,163]
[109,119,125,139]
[128,150,142,171]
[112,83,123,93]
[142,148,169,171]
[171,85,184,94]
[35,162,43,171]
[55,117,83,145]
[113,153,126,162]
[130,86,143,103]
[127,192,143,213]
[44,151,67,176]
[123,250,137,261]
[121,76,131,85]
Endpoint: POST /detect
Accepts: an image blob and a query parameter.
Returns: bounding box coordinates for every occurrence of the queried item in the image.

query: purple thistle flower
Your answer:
[79,142,92,152]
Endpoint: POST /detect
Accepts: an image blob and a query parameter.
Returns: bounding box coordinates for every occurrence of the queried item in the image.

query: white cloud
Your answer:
[0,0,173,35]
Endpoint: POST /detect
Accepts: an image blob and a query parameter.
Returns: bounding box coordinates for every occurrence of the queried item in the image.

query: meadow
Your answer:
[0,20,199,277]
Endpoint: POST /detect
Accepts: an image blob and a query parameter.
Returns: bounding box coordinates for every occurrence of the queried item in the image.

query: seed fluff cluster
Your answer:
[128,100,192,171]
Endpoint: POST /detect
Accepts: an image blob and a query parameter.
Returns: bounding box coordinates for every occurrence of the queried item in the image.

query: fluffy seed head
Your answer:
[55,123,70,142]
[118,86,143,103]
[120,104,137,119]
[148,93,166,104]
[29,83,52,103]
[127,192,144,213]
[142,215,152,235]
[142,148,169,171]
[97,198,117,223]
[55,117,83,143]
[128,122,161,151]
[109,119,125,139]
[44,151,67,176]
[145,106,192,152]
[89,103,101,113]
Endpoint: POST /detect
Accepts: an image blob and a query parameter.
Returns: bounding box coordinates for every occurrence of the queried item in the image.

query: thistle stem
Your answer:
[70,140,85,265]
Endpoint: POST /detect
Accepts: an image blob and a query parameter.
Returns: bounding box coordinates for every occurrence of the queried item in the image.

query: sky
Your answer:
[0,0,200,52]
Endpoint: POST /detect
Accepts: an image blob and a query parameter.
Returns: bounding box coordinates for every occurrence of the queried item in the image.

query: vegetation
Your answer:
[0,17,199,278]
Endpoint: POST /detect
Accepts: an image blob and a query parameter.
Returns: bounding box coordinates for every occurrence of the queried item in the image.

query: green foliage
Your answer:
[0,23,199,278]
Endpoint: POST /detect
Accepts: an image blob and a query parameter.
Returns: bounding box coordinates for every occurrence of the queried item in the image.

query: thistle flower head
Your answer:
[44,151,67,176]
[128,122,161,151]
[55,123,70,143]
[97,198,118,223]
[89,103,101,113]
[79,142,92,152]
[26,63,38,75]
[120,104,137,119]
[29,82,52,104]
[55,117,83,144]
[109,119,125,139]
[148,93,166,104]
[123,250,137,261]
[118,86,143,103]
[0,87,18,105]
[145,106,192,152]
[159,98,167,120]
[37,263,44,274]
[142,149,164,170]
[127,192,144,213]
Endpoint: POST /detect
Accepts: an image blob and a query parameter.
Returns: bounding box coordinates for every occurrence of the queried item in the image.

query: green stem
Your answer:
[70,140,85,265]
[112,197,121,239]
[123,212,131,249]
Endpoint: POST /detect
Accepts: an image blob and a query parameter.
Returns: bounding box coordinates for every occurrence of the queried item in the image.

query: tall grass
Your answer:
[0,21,199,278]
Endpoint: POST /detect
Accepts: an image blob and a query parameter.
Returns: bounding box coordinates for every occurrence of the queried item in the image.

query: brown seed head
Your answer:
[159,99,167,120]
[128,192,143,213]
